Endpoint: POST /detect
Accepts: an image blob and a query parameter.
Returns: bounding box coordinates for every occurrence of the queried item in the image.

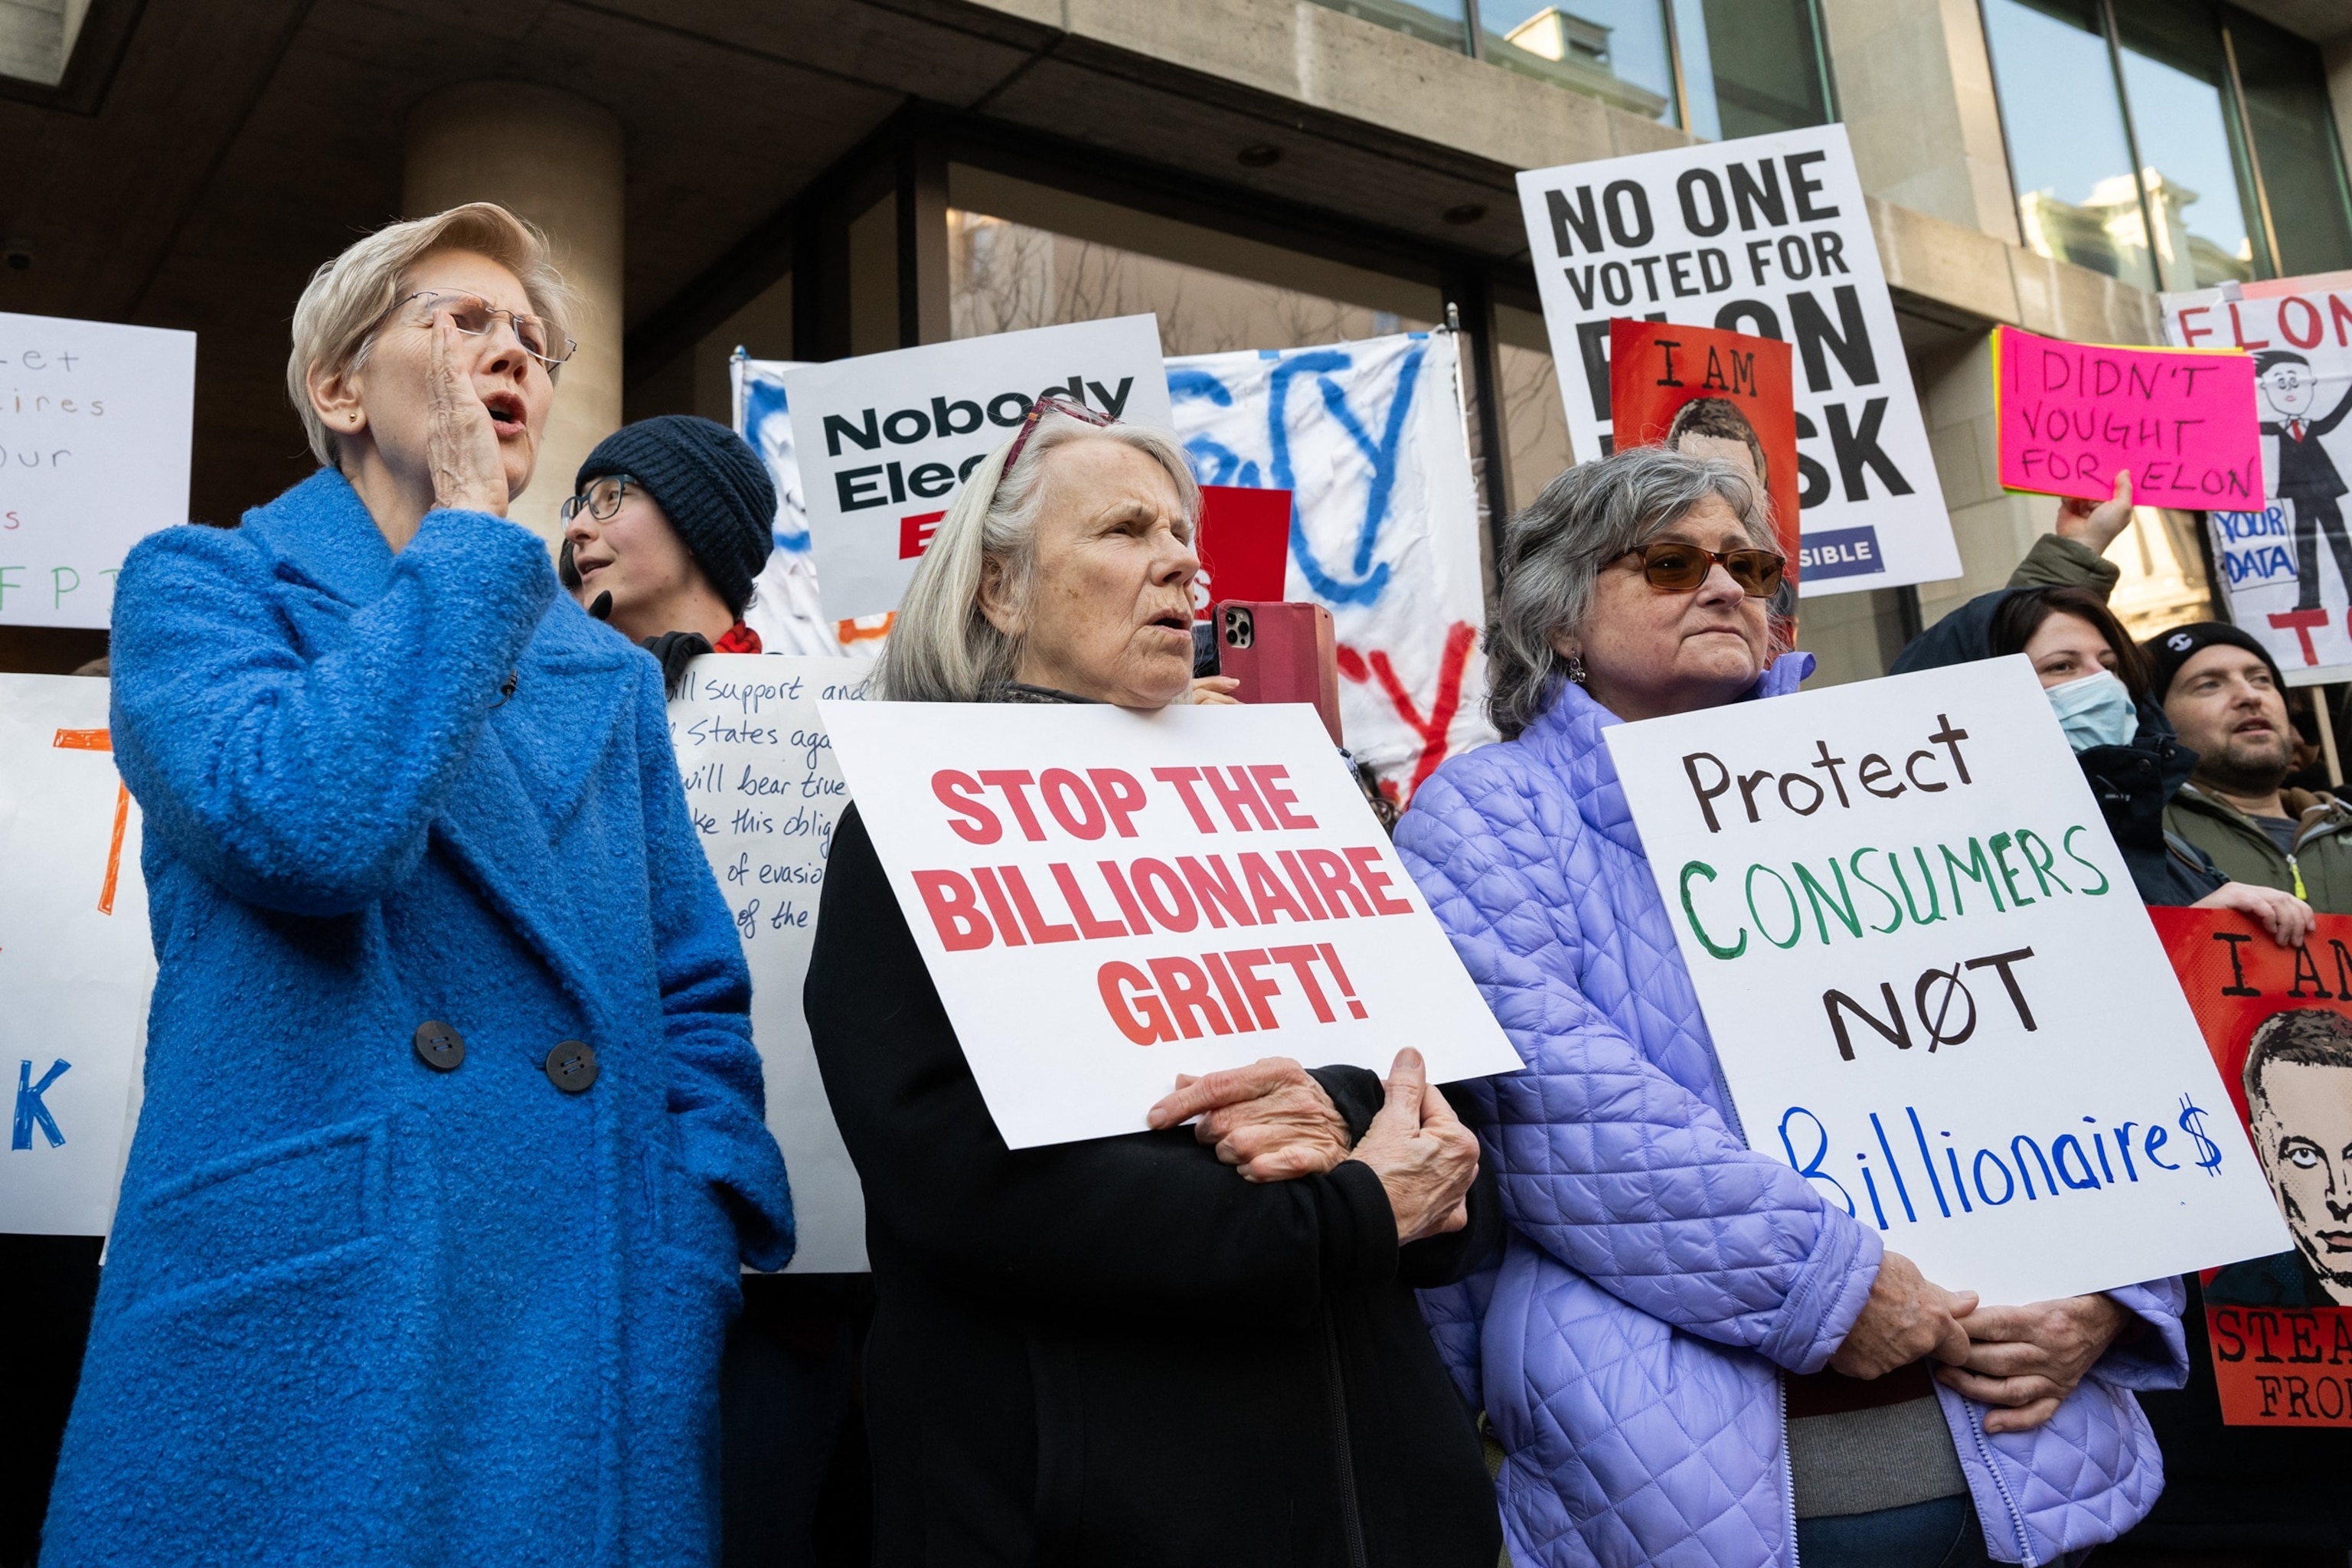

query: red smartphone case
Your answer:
[1214,600,1342,745]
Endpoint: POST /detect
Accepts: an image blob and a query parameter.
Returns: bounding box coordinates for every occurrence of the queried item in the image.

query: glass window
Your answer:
[1671,0,1834,141]
[1313,0,1468,52]
[945,166,1440,356]
[1982,0,2155,290]
[2114,0,2259,290]
[2226,10,2352,277]
[1480,2,1678,124]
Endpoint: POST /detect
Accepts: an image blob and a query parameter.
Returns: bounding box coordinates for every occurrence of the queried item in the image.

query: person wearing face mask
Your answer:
[558,414,778,696]
[1892,586,2311,945]
[2145,623,2352,913]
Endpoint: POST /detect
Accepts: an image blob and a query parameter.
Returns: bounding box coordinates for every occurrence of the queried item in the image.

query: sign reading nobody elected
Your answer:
[1516,124,1957,595]
[0,675,153,1236]
[1993,325,2259,509]
[821,701,1522,1148]
[784,315,1172,622]
[0,313,195,629]
[670,656,871,1271]
[1605,658,2286,1305]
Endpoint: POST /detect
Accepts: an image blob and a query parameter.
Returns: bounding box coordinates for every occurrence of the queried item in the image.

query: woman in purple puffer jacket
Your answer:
[1395,447,2187,1568]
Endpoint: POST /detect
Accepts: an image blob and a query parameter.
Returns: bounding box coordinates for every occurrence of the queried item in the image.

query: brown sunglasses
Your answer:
[1621,541,1786,597]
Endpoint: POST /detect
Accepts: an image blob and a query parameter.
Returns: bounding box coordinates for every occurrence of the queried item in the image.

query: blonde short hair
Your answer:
[285,201,574,469]
[879,411,1202,703]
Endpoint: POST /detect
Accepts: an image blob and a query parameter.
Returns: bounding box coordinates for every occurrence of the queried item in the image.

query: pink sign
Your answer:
[1994,325,2260,509]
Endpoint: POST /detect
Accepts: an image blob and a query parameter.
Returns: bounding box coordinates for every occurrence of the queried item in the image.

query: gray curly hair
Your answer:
[1485,445,1776,740]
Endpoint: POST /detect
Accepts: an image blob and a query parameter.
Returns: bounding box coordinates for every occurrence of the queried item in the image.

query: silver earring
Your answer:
[1566,653,1587,685]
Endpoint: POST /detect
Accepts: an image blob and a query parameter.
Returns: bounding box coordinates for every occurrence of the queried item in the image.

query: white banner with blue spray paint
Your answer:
[732,330,1494,801]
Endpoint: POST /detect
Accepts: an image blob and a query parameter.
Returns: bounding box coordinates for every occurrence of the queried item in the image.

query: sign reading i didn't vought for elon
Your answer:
[1514,124,1958,595]
[781,315,1173,624]
[2151,906,2352,1428]
[1604,657,2285,1305]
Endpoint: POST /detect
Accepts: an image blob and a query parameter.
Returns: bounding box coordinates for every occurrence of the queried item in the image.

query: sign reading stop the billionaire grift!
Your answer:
[818,700,1523,1148]
[1605,656,2287,1305]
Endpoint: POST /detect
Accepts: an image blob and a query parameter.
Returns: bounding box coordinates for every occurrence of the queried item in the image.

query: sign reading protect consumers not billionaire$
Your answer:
[821,700,1522,1148]
[1604,658,2286,1305]
[1516,124,1958,595]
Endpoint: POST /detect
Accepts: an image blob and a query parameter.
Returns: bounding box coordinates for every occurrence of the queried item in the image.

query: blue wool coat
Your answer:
[41,469,793,1568]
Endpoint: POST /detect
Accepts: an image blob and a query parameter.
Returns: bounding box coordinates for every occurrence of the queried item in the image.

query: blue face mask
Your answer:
[2046,669,2138,752]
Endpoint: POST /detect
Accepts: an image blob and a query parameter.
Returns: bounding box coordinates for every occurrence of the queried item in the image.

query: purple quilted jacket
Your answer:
[1395,672,2188,1568]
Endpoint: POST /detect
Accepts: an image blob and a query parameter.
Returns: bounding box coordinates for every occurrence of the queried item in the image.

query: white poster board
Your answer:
[820,699,1522,1148]
[0,314,195,629]
[1169,332,1495,805]
[2162,271,2352,685]
[0,675,153,1235]
[1603,658,2287,1304]
[1517,124,1958,595]
[783,315,1173,622]
[670,655,871,1271]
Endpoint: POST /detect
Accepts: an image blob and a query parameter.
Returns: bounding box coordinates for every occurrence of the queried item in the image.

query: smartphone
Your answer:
[1215,600,1341,745]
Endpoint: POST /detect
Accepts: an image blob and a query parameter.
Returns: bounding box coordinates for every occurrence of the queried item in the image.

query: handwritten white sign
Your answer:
[820,699,1522,1148]
[670,655,871,1271]
[1604,658,2287,1303]
[0,313,195,629]
[0,675,152,1235]
[782,315,1171,622]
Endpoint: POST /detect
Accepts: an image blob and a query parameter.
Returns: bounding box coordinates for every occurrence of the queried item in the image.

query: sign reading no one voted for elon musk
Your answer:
[820,700,1522,1148]
[782,315,1173,623]
[1605,658,2287,1305]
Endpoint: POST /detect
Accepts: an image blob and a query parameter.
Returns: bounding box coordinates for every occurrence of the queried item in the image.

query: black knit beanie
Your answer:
[2145,621,2286,702]
[574,416,776,616]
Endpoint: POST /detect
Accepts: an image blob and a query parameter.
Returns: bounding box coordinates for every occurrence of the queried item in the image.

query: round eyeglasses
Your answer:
[389,289,577,369]
[561,474,632,523]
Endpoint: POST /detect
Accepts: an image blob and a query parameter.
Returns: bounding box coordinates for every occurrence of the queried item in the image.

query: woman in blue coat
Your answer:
[40,203,793,1568]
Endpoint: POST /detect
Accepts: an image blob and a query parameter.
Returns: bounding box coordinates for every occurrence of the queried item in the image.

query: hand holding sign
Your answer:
[1994,325,2259,510]
[1148,1056,1354,1181]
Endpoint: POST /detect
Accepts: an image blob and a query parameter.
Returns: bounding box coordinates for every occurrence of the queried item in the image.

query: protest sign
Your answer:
[1604,656,2285,1304]
[0,313,194,629]
[1991,325,2259,509]
[0,675,152,1236]
[2151,906,2352,1427]
[731,356,848,658]
[819,699,1521,1148]
[1192,483,1290,622]
[1610,317,1799,654]
[1171,332,1493,804]
[782,316,1171,622]
[2164,272,2352,684]
[670,655,871,1271]
[1516,124,1958,594]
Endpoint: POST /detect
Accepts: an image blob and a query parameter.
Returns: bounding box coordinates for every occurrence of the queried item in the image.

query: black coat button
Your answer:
[545,1040,599,1093]
[413,1021,466,1072]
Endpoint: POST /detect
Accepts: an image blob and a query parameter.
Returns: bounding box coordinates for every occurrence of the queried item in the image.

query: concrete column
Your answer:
[1818,0,2022,245]
[404,82,624,548]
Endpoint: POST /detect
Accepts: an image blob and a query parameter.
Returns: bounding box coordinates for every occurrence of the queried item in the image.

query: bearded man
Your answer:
[2151,622,2352,912]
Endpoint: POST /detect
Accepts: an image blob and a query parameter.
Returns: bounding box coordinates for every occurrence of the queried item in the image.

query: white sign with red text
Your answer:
[782,315,1172,624]
[819,700,1521,1147]
[2164,272,2352,685]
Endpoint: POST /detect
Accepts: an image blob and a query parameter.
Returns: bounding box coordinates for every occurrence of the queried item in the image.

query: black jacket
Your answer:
[1890,588,2225,906]
[805,804,1502,1568]
[2262,382,2352,501]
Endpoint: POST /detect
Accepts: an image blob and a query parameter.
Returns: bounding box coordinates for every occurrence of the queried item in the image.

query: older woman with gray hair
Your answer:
[1394,445,2188,1568]
[803,398,1502,1567]
[42,203,791,1566]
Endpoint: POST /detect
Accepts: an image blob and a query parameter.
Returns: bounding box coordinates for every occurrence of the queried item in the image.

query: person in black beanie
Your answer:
[560,413,777,692]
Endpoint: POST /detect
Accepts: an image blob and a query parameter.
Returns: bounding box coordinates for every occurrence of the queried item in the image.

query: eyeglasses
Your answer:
[561,474,632,523]
[387,289,577,368]
[1619,541,1786,597]
[997,395,1114,488]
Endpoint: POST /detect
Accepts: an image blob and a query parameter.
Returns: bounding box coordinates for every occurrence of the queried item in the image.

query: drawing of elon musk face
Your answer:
[1667,397,1768,492]
[2244,1009,2352,1304]
[2258,351,2318,420]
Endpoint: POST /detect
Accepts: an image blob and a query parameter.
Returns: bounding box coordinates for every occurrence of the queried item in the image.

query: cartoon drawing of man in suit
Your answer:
[2256,349,2352,610]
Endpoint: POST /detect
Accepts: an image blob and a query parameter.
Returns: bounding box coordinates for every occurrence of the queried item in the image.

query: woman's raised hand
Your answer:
[1829,1250,1977,1380]
[2054,469,2133,556]
[1147,1057,1353,1181]
[1347,1048,1479,1244]
[425,310,509,516]
[1933,1293,2131,1432]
